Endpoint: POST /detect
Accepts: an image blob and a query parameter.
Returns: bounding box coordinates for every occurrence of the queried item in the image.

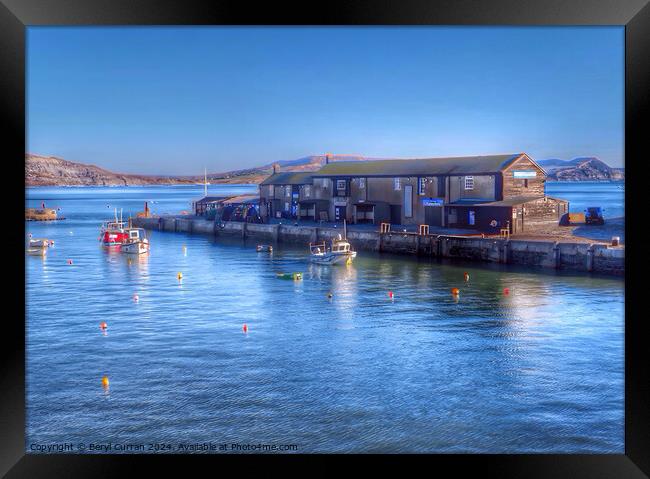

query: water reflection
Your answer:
[25,186,625,453]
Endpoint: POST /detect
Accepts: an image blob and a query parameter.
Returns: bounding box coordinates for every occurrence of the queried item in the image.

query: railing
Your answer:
[418,224,429,236]
[309,241,327,254]
[380,222,391,233]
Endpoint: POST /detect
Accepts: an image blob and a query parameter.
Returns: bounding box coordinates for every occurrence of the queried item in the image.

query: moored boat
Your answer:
[309,235,357,265]
[99,209,129,246]
[121,228,150,255]
[28,238,52,248]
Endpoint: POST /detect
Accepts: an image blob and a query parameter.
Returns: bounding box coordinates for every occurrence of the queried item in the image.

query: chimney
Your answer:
[325,153,331,164]
[272,163,279,174]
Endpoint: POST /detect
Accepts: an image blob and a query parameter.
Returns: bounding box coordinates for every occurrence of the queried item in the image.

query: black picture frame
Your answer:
[2,0,647,476]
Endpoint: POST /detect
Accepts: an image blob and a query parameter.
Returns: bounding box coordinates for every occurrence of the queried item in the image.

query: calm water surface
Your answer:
[26,184,624,453]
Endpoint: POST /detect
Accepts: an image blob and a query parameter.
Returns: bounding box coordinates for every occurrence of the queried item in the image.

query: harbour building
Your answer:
[259,153,569,234]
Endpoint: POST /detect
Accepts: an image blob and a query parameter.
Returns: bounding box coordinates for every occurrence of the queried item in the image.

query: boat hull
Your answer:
[309,251,357,265]
[121,242,149,255]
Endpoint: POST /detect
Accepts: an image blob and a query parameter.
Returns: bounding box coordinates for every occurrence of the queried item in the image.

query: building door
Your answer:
[404,185,413,218]
[389,205,401,225]
[334,205,346,222]
[469,210,475,226]
[512,207,523,233]
[424,206,442,226]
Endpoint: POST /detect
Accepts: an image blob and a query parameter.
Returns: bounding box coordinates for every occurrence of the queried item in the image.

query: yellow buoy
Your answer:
[177,272,183,281]
[102,376,110,388]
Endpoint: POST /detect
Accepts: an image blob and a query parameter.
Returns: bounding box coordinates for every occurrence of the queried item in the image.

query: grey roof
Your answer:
[475,195,567,207]
[222,194,259,205]
[260,172,314,185]
[195,195,231,203]
[312,154,525,177]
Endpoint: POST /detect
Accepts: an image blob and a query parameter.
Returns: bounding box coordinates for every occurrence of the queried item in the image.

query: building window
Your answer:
[418,177,426,195]
[269,185,274,197]
[285,186,291,197]
[303,185,311,197]
[394,177,401,191]
[359,178,365,189]
[524,179,529,188]
[464,176,474,190]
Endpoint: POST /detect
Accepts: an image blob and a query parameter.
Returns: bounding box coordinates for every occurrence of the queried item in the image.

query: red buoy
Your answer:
[503,288,510,295]
[99,322,108,330]
[388,291,394,299]
[451,287,460,296]
[242,324,248,333]
[67,259,73,265]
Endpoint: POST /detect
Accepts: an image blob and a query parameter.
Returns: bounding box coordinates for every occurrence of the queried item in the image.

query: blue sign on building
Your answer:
[422,198,444,207]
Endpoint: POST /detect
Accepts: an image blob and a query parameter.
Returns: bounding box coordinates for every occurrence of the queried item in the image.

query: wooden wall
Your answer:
[502,155,546,198]
[523,197,569,225]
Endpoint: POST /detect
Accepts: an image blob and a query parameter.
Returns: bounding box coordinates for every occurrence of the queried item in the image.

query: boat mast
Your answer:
[204,168,208,197]
[343,219,347,240]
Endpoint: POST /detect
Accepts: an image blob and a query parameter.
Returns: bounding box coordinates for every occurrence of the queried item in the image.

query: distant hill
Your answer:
[25,154,201,186]
[538,157,624,181]
[25,153,374,186]
[26,153,624,187]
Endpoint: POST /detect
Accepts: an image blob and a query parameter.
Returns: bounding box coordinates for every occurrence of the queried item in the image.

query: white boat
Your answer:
[28,238,52,248]
[309,235,357,265]
[121,228,150,255]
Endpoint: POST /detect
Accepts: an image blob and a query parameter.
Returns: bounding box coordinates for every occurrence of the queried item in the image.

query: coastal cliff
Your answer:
[25,153,366,186]
[539,157,624,181]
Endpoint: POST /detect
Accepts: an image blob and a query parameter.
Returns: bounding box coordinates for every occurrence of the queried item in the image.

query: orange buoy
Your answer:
[464,272,470,282]
[451,287,460,295]
[99,321,108,330]
[242,324,248,333]
[503,288,510,295]
[102,376,110,388]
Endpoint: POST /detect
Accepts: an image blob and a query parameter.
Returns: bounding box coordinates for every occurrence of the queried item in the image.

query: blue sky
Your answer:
[27,27,624,175]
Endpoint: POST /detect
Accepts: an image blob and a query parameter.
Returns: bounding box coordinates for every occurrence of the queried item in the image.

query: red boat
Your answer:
[99,209,129,246]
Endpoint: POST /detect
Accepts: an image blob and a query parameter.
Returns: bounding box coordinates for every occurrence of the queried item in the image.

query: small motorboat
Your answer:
[309,235,357,265]
[121,227,150,255]
[256,244,273,253]
[28,238,52,248]
[26,247,47,256]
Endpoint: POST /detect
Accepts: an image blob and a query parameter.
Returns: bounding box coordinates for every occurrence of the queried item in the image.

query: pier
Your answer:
[132,216,624,276]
